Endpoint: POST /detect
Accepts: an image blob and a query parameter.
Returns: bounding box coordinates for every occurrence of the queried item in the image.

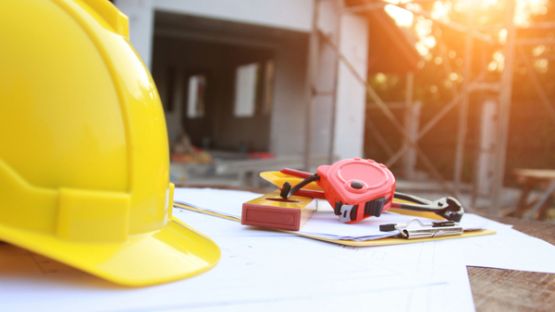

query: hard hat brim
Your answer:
[0,216,220,286]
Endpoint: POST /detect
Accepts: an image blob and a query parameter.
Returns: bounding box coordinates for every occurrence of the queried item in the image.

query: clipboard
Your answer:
[291,228,495,247]
[173,202,495,247]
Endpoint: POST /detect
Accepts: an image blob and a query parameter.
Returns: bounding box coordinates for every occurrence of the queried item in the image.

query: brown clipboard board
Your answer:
[174,202,495,247]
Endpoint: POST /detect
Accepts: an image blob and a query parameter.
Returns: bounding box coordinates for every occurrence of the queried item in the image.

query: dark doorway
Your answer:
[152,12,277,153]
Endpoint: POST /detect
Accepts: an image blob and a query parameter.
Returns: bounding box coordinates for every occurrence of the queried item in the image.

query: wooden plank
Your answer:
[514,169,555,181]
[509,169,555,220]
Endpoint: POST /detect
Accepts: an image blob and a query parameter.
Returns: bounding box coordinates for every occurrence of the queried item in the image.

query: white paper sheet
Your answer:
[175,188,555,274]
[174,188,487,241]
[0,199,475,312]
[436,223,555,273]
[442,212,555,273]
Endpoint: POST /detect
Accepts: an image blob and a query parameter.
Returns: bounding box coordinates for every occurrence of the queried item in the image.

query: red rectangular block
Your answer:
[241,191,317,231]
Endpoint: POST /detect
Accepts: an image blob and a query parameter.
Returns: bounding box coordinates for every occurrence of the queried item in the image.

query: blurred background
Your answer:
[113,0,555,221]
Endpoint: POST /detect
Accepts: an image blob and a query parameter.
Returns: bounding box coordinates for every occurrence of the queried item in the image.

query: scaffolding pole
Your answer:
[385,69,488,168]
[519,47,555,124]
[303,0,320,171]
[332,0,555,209]
[320,32,457,196]
[491,0,516,211]
[402,72,416,179]
[453,23,474,194]
[327,0,343,164]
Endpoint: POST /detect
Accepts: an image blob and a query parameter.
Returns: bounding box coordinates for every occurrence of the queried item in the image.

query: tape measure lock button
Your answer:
[349,180,365,190]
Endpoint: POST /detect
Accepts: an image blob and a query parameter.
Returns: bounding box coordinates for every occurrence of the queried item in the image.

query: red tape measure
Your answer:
[317,158,395,223]
[279,158,463,224]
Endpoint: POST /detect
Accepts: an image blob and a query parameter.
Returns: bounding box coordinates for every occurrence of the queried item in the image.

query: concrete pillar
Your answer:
[402,101,421,180]
[475,99,498,195]
[333,13,369,159]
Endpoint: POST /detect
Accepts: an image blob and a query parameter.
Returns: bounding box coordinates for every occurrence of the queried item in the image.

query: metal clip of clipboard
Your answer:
[400,225,463,239]
[380,220,463,240]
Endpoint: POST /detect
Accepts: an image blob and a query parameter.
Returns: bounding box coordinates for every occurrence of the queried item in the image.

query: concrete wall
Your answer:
[154,0,313,32]
[269,39,309,156]
[116,0,313,68]
[115,0,368,159]
[150,12,308,154]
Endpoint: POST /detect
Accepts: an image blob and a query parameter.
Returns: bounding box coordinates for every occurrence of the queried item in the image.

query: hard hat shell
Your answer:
[0,0,219,286]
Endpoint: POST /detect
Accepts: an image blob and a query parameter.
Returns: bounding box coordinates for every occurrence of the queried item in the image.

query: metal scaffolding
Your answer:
[304,0,555,211]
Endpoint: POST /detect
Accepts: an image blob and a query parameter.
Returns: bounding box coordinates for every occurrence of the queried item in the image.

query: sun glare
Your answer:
[384,0,549,57]
[431,1,450,22]
[384,4,414,27]
[515,0,548,26]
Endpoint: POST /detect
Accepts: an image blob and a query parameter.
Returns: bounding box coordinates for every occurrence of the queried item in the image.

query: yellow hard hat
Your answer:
[0,0,220,286]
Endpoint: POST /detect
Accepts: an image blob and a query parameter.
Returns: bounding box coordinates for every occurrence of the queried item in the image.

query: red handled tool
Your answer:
[274,158,464,224]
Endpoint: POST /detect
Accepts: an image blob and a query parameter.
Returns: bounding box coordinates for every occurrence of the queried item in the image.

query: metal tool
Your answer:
[392,192,464,222]
[379,219,463,239]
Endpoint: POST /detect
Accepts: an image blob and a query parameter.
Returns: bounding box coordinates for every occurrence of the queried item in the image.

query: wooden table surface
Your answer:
[468,215,555,312]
